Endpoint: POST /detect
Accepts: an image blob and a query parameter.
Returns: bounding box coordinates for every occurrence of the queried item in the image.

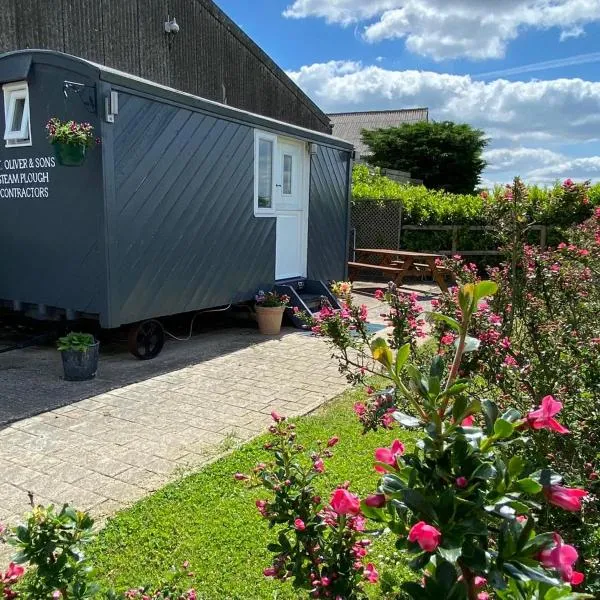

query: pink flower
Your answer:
[461,415,475,427]
[374,440,405,473]
[327,436,340,448]
[440,333,455,346]
[477,594,489,600]
[365,494,386,508]
[270,411,284,422]
[543,485,588,512]
[353,402,366,416]
[313,458,325,473]
[234,472,248,481]
[1,563,25,584]
[503,355,518,367]
[527,395,569,434]
[474,576,487,588]
[330,488,361,515]
[408,521,442,552]
[374,289,385,300]
[539,533,584,585]
[294,518,306,531]
[364,563,379,583]
[563,178,574,187]
[263,567,278,577]
[359,304,368,321]
[455,476,468,488]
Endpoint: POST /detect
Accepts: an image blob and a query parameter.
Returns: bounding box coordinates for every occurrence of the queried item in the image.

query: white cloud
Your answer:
[288,61,600,143]
[288,60,600,182]
[284,0,600,60]
[528,156,600,182]
[483,148,566,172]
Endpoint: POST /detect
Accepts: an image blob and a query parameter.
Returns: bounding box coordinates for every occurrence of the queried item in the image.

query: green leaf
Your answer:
[371,338,393,370]
[544,586,595,599]
[500,407,522,423]
[482,399,499,434]
[516,478,543,495]
[402,489,436,520]
[429,355,445,378]
[458,283,475,313]
[402,581,431,600]
[427,312,461,332]
[395,343,411,373]
[381,474,406,495]
[460,336,481,354]
[494,418,515,439]
[530,469,563,486]
[472,462,497,480]
[393,411,421,428]
[438,546,462,563]
[508,456,525,478]
[474,280,498,301]
[504,562,561,586]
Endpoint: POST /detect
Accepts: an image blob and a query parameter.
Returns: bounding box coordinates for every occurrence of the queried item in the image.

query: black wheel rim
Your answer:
[134,321,163,359]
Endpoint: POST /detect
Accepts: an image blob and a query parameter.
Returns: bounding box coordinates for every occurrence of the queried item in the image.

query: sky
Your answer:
[215,0,600,187]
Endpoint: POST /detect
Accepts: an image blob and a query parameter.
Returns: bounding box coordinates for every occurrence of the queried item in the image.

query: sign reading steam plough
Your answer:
[0,156,56,199]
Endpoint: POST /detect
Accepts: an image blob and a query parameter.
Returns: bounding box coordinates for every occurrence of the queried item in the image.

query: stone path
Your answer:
[0,331,347,540]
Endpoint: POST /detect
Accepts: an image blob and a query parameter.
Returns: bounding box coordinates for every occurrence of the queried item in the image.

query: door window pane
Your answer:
[258,138,273,208]
[283,154,293,195]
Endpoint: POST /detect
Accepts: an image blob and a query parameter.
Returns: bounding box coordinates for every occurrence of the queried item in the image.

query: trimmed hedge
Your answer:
[352,164,600,227]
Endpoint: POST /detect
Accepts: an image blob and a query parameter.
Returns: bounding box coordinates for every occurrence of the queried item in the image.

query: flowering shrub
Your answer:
[0,506,199,599]
[255,290,290,307]
[4,503,98,599]
[235,412,378,599]
[46,118,98,148]
[315,280,593,599]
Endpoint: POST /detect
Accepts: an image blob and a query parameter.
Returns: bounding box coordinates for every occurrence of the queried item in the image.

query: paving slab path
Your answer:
[0,330,349,537]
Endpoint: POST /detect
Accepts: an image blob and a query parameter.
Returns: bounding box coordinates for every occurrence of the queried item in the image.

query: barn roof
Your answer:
[328,108,429,157]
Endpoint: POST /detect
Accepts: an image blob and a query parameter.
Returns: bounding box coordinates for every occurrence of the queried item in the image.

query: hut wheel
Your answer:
[127,320,165,360]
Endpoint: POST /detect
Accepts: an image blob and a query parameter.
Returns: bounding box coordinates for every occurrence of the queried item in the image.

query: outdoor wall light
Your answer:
[165,17,180,34]
[308,142,318,155]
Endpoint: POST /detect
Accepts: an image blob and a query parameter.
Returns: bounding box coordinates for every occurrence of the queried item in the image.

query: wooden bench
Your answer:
[348,261,404,281]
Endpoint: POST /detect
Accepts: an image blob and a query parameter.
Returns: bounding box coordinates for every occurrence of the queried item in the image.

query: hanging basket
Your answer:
[54,142,87,167]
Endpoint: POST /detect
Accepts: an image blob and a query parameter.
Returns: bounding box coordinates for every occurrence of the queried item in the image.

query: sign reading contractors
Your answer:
[0,156,56,199]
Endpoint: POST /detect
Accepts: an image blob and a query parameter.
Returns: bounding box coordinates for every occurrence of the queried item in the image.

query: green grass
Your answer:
[90,383,419,599]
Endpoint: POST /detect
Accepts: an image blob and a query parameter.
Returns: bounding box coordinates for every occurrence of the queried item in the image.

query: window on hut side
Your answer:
[254,130,277,216]
[3,82,31,147]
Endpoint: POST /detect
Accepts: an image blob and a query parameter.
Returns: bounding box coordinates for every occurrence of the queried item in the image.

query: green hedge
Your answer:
[352,164,600,226]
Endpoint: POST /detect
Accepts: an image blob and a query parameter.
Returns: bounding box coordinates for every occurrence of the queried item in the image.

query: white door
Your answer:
[275,139,309,280]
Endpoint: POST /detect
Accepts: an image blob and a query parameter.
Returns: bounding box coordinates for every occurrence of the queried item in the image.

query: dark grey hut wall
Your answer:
[0,0,331,134]
[307,146,351,282]
[106,91,276,327]
[0,57,107,317]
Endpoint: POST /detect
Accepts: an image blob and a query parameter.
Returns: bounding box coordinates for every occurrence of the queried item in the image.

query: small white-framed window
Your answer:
[254,130,277,216]
[3,81,31,147]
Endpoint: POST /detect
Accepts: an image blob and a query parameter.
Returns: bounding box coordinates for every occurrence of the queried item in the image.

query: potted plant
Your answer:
[254,290,290,335]
[57,332,99,381]
[46,118,98,166]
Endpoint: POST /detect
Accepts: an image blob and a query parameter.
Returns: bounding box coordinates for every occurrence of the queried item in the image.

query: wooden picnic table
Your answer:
[349,248,453,292]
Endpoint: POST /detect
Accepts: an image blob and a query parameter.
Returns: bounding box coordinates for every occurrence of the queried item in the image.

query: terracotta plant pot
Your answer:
[54,143,87,166]
[255,305,285,335]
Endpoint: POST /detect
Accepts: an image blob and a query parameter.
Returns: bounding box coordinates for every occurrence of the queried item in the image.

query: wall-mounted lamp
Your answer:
[165,17,180,34]
[308,142,318,155]
[105,91,119,124]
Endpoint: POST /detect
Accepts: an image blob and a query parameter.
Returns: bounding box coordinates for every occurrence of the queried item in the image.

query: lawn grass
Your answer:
[89,383,419,599]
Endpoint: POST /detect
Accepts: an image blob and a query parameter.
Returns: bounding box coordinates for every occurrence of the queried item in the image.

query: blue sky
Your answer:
[216,0,600,186]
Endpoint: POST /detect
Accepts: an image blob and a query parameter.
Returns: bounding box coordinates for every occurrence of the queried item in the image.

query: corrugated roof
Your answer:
[328,108,429,156]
